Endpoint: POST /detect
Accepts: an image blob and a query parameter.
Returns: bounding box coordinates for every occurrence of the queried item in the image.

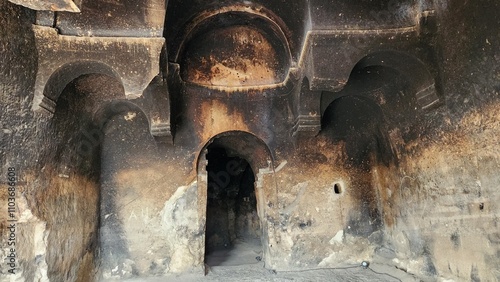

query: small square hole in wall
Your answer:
[334,183,342,194]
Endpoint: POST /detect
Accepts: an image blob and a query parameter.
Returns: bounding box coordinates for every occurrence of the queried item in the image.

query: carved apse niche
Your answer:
[31,0,172,143]
[5,0,500,281]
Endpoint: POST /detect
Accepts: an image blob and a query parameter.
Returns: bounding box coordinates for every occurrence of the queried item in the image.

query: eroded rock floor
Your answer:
[120,262,417,282]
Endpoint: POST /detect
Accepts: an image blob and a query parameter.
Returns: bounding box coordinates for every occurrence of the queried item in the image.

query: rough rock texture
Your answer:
[1,3,100,281]
[1,0,499,281]
[382,1,500,280]
[8,0,80,12]
[31,25,165,112]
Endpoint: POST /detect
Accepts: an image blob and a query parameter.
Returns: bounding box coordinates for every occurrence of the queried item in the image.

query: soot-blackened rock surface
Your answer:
[1,0,499,281]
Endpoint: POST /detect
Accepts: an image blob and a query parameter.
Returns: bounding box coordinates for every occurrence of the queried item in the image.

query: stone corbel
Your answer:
[140,77,173,144]
[291,77,322,138]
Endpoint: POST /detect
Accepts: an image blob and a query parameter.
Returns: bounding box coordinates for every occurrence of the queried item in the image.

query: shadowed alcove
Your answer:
[204,144,261,266]
[200,131,272,267]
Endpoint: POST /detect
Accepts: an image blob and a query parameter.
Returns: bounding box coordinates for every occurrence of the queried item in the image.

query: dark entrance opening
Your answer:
[204,144,262,266]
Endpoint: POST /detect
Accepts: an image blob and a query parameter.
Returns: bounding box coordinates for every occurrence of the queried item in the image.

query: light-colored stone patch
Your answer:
[393,102,500,281]
[0,195,49,282]
[160,181,204,273]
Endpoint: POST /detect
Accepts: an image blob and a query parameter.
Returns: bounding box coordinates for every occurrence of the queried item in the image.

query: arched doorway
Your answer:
[204,144,261,266]
[320,65,404,236]
[44,73,126,281]
[197,131,274,267]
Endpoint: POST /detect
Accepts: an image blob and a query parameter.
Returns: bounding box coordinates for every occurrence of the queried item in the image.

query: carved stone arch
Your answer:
[320,94,394,235]
[196,130,276,173]
[321,95,388,145]
[171,4,293,89]
[195,130,280,270]
[171,4,292,65]
[320,50,441,128]
[91,77,173,144]
[92,100,147,131]
[31,25,165,114]
[353,50,441,110]
[36,60,172,143]
[35,60,124,114]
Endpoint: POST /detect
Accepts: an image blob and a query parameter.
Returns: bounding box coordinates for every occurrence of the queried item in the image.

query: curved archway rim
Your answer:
[41,60,125,112]
[195,130,276,174]
[171,5,292,64]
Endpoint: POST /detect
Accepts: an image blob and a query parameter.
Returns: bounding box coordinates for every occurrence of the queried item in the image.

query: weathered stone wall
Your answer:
[1,2,101,281]
[1,0,499,281]
[98,110,202,278]
[382,1,500,280]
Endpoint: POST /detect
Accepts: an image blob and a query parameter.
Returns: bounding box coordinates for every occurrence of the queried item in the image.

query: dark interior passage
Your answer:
[205,145,262,266]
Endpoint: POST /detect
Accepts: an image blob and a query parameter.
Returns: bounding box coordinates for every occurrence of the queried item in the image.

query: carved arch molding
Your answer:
[26,0,442,145]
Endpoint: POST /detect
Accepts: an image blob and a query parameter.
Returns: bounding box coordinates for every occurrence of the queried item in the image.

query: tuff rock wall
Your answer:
[0,0,499,281]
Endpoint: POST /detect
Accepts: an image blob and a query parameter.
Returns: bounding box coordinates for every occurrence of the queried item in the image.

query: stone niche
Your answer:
[1,0,499,282]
